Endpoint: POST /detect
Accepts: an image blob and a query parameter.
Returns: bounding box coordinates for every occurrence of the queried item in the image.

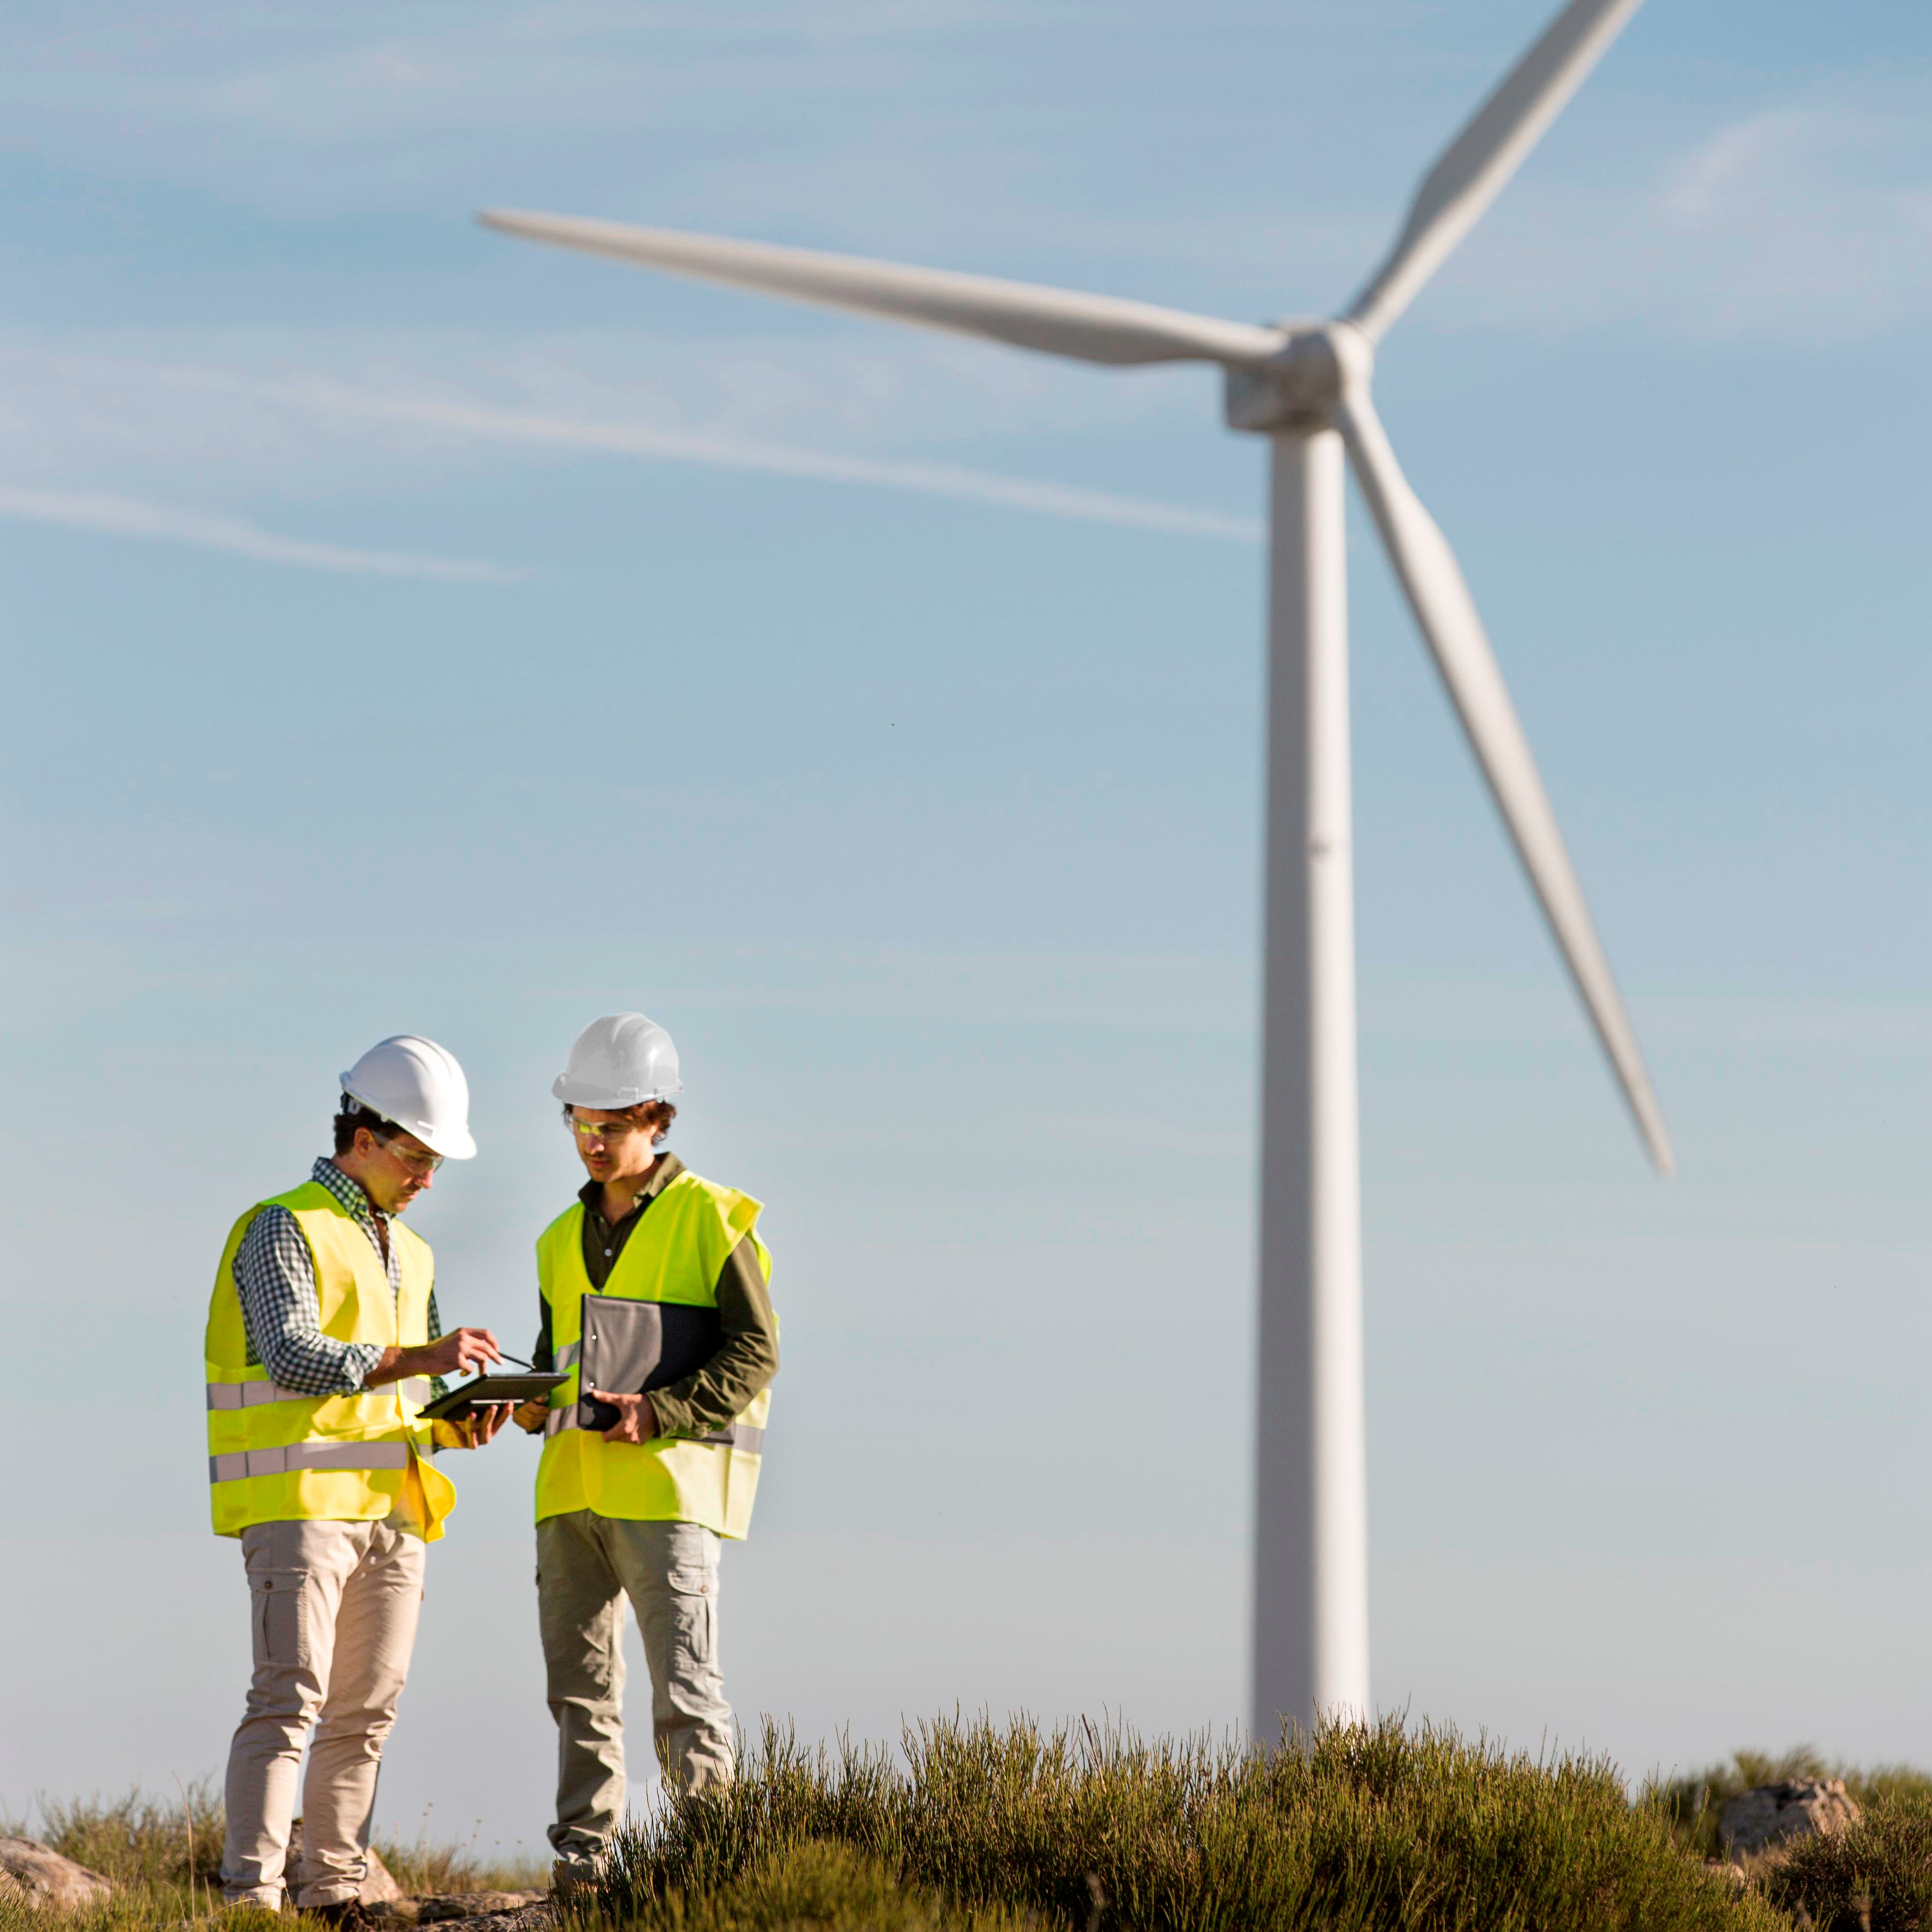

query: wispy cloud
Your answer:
[1427,100,1932,345]
[0,486,522,580]
[125,363,1263,541]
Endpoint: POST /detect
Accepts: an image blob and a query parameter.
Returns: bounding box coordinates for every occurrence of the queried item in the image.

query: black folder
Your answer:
[576,1292,723,1433]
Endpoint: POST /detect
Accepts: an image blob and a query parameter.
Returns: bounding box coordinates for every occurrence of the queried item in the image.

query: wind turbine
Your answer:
[480,0,1674,1743]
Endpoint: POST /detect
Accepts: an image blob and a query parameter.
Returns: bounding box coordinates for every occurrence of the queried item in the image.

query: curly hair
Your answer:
[333,1095,405,1156]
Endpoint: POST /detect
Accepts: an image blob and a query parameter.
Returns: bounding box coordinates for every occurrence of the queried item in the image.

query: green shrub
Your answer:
[27,1783,224,1891]
[592,1713,1785,1932]
[592,1840,1034,1931]
[1646,1751,1932,1862]
[1758,1790,1932,1931]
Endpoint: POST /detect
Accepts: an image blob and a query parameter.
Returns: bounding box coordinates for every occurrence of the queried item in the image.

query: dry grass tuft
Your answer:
[373,1811,547,1896]
[0,1785,541,1928]
[28,1783,225,1892]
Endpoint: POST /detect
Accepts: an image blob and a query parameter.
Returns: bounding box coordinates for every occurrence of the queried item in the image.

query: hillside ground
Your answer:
[10,1718,1931,1930]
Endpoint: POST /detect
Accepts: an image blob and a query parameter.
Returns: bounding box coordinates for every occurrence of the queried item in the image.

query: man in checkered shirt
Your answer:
[207,1036,512,1925]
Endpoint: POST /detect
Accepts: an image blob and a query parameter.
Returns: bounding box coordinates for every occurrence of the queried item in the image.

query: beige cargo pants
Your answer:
[537,1511,733,1874]
[221,1518,426,1909]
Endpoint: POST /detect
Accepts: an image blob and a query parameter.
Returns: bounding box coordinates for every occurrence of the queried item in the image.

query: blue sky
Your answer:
[5,0,1932,1853]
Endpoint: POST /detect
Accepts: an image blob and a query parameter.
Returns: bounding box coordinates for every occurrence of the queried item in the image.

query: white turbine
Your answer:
[481,0,1672,1744]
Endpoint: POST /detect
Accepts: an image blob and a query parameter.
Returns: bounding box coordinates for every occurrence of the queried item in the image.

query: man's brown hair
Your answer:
[334,1096,404,1156]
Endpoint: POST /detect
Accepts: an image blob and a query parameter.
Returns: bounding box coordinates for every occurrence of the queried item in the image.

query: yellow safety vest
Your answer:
[534,1170,772,1539]
[205,1181,456,1541]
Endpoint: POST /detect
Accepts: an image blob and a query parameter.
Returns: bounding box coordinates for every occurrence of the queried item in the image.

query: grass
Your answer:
[1646,1749,1932,1863]
[589,1713,1788,1931]
[588,1841,1037,1932]
[373,1813,547,1896]
[17,1724,1932,1930]
[0,1784,541,1930]
[27,1783,226,1893]
[1760,1792,1932,1931]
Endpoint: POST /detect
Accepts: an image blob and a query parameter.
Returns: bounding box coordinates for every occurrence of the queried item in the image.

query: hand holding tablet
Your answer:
[418,1372,567,1422]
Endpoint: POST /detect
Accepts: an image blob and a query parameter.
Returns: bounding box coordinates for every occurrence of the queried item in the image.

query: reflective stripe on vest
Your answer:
[206,1380,310,1410]
[208,1442,413,1483]
[204,1376,432,1411]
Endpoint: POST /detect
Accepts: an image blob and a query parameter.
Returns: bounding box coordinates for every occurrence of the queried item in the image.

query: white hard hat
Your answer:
[339,1035,478,1160]
[552,1012,683,1110]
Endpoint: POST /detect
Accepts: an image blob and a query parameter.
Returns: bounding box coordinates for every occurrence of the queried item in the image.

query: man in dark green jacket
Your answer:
[516,1013,777,1886]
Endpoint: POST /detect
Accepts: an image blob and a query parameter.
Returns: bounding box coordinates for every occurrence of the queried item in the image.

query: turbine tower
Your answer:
[481,0,1672,1744]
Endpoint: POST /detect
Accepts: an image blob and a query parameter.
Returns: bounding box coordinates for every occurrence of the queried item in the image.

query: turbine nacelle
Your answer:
[1223,324,1375,437]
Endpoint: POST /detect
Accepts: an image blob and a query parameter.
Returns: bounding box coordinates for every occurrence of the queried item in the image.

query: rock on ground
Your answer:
[0,1836,115,1910]
[440,1905,553,1932]
[414,1893,549,1922]
[1719,1778,1860,1859]
[378,1902,552,1930]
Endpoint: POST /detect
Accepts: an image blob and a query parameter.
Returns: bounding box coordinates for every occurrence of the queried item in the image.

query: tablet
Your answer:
[418,1373,566,1420]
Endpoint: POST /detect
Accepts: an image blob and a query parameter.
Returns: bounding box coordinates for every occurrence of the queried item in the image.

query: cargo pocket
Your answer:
[664,1564,716,1666]
[252,1568,312,1671]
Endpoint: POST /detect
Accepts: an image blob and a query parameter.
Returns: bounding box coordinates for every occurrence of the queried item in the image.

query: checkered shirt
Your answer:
[231,1157,444,1397]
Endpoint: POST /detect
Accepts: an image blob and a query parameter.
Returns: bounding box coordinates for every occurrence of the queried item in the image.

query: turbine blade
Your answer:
[479,209,1288,369]
[1336,388,1674,1174]
[1346,0,1647,343]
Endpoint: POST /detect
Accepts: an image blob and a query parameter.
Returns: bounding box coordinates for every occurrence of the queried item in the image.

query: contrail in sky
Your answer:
[142,364,1265,544]
[0,486,521,581]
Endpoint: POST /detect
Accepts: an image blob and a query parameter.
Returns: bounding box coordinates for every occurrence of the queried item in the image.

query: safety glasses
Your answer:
[377,1134,443,1176]
[564,1112,648,1146]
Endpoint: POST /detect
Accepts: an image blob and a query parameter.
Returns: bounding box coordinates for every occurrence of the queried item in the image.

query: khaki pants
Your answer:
[221,1518,426,1908]
[536,1512,733,1870]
